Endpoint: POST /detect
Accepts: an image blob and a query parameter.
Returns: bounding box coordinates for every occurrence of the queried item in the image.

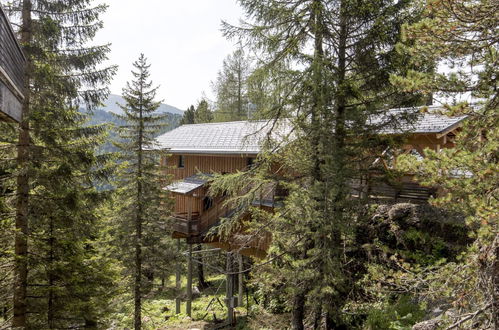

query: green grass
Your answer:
[108,274,289,329]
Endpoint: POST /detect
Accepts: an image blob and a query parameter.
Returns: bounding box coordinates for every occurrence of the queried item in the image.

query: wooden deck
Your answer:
[0,5,25,123]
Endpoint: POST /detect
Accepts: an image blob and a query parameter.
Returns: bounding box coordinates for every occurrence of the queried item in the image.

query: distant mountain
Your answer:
[83,95,182,155]
[98,94,184,115]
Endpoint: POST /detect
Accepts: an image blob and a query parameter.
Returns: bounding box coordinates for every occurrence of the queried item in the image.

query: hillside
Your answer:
[86,98,182,154]
[99,94,184,116]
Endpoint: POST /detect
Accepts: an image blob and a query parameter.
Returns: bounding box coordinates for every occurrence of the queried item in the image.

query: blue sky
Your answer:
[94,0,244,110]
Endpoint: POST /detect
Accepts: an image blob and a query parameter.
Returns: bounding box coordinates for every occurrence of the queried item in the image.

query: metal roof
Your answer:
[155,120,289,154]
[372,107,467,135]
[164,174,212,194]
[155,107,467,154]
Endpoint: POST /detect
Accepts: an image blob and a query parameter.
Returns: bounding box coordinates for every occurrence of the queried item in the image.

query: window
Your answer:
[247,157,254,168]
[203,196,213,211]
[178,155,185,168]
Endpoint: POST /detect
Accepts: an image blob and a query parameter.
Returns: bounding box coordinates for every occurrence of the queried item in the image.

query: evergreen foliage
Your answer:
[194,99,213,124]
[180,105,196,125]
[386,0,498,328]
[112,54,174,330]
[1,0,118,327]
[210,0,428,328]
[213,48,252,121]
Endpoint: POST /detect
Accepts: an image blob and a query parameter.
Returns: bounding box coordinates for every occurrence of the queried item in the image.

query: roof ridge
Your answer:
[179,119,269,127]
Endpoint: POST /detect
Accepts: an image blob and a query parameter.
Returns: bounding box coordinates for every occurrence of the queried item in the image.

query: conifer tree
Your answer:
[113,54,172,330]
[2,0,117,327]
[212,0,427,327]
[391,0,499,327]
[194,99,213,123]
[213,48,252,121]
[180,105,196,125]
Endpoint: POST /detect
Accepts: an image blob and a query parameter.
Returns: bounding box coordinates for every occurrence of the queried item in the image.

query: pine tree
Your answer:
[391,0,499,327]
[2,0,117,327]
[194,99,213,123]
[113,54,172,330]
[213,48,252,121]
[213,0,427,327]
[180,105,196,125]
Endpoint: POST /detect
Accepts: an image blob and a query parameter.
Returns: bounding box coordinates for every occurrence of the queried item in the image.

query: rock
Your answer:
[412,319,440,330]
[387,203,415,222]
[192,286,201,298]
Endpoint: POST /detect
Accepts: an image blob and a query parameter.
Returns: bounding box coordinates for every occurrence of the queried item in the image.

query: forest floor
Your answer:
[110,274,289,329]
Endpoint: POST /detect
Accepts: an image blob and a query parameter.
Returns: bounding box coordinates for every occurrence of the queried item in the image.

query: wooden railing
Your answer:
[172,212,200,236]
[350,178,436,203]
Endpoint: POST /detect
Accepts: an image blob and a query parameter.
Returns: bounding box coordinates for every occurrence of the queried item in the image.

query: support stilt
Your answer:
[175,239,181,314]
[238,253,243,307]
[186,244,193,317]
[226,252,234,325]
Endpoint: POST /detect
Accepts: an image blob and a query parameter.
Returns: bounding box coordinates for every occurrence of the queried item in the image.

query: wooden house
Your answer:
[156,107,467,257]
[0,5,25,123]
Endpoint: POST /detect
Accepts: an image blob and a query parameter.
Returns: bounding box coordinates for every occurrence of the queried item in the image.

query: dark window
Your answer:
[203,196,213,211]
[247,157,254,168]
[178,155,185,168]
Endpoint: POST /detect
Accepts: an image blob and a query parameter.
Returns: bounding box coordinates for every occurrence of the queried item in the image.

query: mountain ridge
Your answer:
[98,94,184,115]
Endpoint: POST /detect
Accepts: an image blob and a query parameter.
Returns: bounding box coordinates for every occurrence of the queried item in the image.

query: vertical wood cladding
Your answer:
[0,8,24,92]
[0,6,25,123]
[164,154,253,181]
[165,154,254,216]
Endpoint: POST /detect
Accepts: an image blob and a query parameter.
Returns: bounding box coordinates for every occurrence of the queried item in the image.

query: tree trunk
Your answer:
[313,305,322,329]
[134,91,144,330]
[291,291,306,330]
[13,1,32,327]
[47,219,55,328]
[493,243,499,330]
[195,244,209,289]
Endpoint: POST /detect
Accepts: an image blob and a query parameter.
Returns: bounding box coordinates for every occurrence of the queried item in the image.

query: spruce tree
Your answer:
[180,105,196,125]
[194,99,213,123]
[211,0,427,327]
[2,0,117,327]
[113,54,172,330]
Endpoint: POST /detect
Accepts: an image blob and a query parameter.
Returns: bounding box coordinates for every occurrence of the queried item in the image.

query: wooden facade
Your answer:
[164,153,268,256]
[164,123,464,257]
[0,5,24,123]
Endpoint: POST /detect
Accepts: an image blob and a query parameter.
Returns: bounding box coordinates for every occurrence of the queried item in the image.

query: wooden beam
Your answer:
[436,122,463,139]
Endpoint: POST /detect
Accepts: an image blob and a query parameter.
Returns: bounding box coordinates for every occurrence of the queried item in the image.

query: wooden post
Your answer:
[238,253,244,307]
[175,239,181,314]
[186,243,193,317]
[187,197,192,235]
[226,252,234,325]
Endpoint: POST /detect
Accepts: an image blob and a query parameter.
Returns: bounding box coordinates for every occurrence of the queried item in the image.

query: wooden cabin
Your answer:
[0,5,25,123]
[156,120,271,257]
[156,108,467,256]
